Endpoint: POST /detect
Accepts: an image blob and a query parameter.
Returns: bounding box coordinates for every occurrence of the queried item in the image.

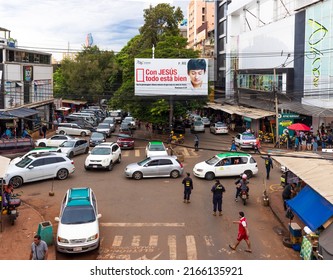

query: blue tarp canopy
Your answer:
[287,186,333,232]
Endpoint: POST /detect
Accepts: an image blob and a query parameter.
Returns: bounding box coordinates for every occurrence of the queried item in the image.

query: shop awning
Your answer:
[279,102,333,117]
[0,108,38,119]
[205,103,275,119]
[272,152,333,205]
[287,186,333,231]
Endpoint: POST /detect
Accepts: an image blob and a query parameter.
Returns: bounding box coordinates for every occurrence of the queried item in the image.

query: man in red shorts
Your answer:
[229,211,252,253]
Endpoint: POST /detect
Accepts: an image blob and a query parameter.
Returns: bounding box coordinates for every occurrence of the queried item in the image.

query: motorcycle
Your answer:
[240,189,248,205]
[2,193,21,225]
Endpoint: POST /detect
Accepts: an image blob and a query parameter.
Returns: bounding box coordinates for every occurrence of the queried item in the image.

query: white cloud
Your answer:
[0,0,188,60]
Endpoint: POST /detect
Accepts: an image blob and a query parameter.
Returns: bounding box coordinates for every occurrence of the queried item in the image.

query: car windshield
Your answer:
[91,133,104,139]
[98,124,109,129]
[194,121,203,126]
[138,157,151,166]
[216,123,226,127]
[60,141,75,147]
[205,155,220,165]
[118,134,131,139]
[242,134,256,140]
[61,205,96,224]
[16,157,33,168]
[149,145,165,151]
[91,147,111,155]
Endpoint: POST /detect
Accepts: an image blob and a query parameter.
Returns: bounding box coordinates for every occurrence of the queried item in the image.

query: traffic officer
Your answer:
[211,179,226,216]
[182,172,193,203]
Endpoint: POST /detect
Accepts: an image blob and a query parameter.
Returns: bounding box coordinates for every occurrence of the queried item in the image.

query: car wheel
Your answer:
[205,172,215,180]
[170,170,180,178]
[84,147,89,154]
[9,176,23,188]
[68,152,74,159]
[81,131,87,137]
[282,237,293,248]
[38,143,46,147]
[133,171,143,180]
[244,170,253,178]
[117,154,122,163]
[59,130,65,135]
[108,162,113,171]
[57,168,69,180]
[84,165,89,171]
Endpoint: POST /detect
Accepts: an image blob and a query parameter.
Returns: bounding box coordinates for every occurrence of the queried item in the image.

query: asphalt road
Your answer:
[17,126,299,260]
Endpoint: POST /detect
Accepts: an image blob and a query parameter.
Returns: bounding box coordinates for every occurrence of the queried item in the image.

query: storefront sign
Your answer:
[280,113,300,119]
[243,117,252,122]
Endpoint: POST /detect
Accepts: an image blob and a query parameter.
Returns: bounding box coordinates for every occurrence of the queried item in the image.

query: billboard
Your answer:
[134,58,208,96]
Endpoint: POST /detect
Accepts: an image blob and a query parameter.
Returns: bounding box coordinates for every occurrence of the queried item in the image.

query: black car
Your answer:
[173,121,186,134]
[89,132,106,147]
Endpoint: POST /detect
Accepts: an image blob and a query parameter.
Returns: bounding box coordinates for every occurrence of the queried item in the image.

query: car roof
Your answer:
[98,142,115,146]
[67,188,91,206]
[216,152,251,158]
[149,141,164,145]
[29,152,64,158]
[147,155,177,160]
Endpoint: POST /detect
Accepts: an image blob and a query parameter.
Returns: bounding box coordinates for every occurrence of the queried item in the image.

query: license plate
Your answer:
[93,165,98,168]
[123,145,128,147]
[73,247,82,252]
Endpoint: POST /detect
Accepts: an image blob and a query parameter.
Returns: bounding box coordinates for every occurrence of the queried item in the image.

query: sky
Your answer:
[0,0,189,60]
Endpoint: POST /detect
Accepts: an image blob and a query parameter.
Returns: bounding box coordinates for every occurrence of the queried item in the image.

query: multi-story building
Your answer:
[212,0,333,134]
[0,27,54,135]
[187,0,215,58]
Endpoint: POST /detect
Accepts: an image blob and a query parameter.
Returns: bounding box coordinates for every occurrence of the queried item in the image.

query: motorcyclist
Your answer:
[235,174,249,202]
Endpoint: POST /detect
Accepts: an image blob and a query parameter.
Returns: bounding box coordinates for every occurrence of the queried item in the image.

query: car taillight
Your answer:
[71,160,74,165]
[179,162,183,168]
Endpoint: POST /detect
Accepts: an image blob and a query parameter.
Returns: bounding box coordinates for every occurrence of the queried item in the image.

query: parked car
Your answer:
[55,187,102,253]
[235,132,257,148]
[57,139,89,158]
[35,135,75,147]
[193,152,258,180]
[125,155,184,180]
[3,152,75,188]
[119,122,132,135]
[102,117,116,132]
[64,118,96,132]
[56,123,91,137]
[172,121,186,134]
[10,147,60,165]
[89,132,106,147]
[145,141,168,157]
[191,120,205,133]
[210,122,229,135]
[84,142,121,171]
[201,117,211,127]
[117,133,135,150]
[96,123,112,138]
[122,116,136,128]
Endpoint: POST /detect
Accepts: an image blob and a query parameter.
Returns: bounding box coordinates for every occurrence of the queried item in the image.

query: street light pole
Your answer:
[274,68,279,148]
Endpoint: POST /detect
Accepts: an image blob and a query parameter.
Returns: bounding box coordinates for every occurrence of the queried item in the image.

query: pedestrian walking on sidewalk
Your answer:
[194,134,199,151]
[182,172,193,203]
[29,234,48,260]
[229,211,252,253]
[211,179,225,216]
[261,154,273,180]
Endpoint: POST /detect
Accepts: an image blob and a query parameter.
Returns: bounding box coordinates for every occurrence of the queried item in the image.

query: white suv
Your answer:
[56,123,91,137]
[84,142,121,171]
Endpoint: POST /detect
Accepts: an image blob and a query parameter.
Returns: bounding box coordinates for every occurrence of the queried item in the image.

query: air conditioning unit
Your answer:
[0,38,7,46]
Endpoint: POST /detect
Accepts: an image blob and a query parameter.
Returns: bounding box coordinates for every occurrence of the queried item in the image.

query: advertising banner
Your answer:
[134,58,208,96]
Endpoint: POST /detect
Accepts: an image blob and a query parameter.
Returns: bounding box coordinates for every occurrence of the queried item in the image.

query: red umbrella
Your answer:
[287,123,311,131]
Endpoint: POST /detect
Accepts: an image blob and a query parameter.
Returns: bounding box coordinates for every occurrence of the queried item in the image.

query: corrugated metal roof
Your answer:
[279,102,333,117]
[0,108,38,119]
[272,152,333,205]
[205,103,275,119]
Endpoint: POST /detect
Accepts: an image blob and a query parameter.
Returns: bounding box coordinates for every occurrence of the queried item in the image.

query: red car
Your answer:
[117,133,135,150]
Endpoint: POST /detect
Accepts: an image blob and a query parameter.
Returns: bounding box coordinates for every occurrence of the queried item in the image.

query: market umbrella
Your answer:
[287,123,311,131]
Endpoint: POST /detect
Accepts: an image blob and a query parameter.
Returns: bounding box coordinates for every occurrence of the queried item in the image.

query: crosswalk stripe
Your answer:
[112,235,123,247]
[122,151,130,157]
[149,235,158,247]
[168,235,177,260]
[204,235,214,246]
[135,149,141,157]
[131,235,141,247]
[186,235,197,260]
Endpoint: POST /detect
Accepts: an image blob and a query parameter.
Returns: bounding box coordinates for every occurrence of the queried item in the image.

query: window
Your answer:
[159,159,172,166]
[31,159,44,167]
[112,145,119,153]
[147,160,159,167]
[56,157,66,163]
[240,157,248,164]
[44,157,59,165]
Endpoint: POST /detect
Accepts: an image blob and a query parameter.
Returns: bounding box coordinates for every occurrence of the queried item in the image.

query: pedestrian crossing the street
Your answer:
[97,234,214,260]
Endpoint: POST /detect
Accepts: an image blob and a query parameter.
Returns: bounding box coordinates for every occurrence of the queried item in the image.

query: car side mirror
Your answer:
[28,165,34,169]
[54,217,60,222]
[97,214,102,219]
[88,151,91,154]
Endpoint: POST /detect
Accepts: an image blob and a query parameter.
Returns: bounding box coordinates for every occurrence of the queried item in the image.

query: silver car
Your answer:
[124,156,184,180]
[57,139,89,158]
[96,123,112,137]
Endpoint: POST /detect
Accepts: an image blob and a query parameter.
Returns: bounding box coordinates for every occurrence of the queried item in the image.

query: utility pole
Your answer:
[274,68,279,148]
[233,58,239,105]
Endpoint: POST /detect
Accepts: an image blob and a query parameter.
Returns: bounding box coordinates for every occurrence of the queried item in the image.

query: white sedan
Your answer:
[210,122,229,134]
[234,133,257,148]
[35,135,75,147]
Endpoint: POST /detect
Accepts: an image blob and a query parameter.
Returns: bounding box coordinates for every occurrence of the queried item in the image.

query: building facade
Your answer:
[0,27,54,135]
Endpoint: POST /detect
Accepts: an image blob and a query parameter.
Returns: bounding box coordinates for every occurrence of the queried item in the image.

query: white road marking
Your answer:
[168,235,177,260]
[149,235,158,247]
[101,222,185,227]
[186,235,197,260]
[131,235,141,246]
[112,235,123,247]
